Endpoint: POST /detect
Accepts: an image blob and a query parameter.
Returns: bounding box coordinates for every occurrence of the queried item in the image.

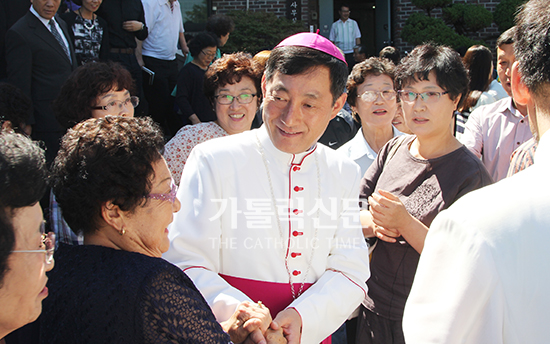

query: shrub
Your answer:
[222,11,305,55]
[402,13,483,51]
[494,0,527,32]
[443,3,493,35]
[411,0,451,16]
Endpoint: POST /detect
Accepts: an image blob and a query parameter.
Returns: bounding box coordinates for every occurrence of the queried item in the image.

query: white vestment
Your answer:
[403,131,550,343]
[164,126,370,343]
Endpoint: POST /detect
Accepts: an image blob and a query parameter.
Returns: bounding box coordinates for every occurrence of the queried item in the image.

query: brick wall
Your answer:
[213,0,310,22]
[212,0,502,56]
[393,0,502,56]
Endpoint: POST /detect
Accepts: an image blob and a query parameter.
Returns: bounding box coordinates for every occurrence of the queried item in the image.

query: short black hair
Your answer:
[514,0,550,96]
[54,61,135,129]
[395,43,469,109]
[0,83,32,133]
[347,57,396,107]
[339,4,350,11]
[496,26,516,48]
[51,117,165,237]
[205,14,235,38]
[189,32,219,58]
[379,46,401,65]
[0,133,47,286]
[265,46,348,104]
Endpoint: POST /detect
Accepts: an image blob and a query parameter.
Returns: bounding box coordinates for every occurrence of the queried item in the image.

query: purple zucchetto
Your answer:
[275,32,347,65]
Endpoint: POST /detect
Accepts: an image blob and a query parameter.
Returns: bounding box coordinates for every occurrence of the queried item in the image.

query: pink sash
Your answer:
[220,274,332,344]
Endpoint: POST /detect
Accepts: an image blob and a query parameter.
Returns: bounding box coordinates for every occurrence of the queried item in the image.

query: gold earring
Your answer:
[120,227,126,236]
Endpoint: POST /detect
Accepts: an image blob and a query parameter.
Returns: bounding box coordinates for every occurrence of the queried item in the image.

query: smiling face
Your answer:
[215,76,258,135]
[262,67,346,154]
[352,74,397,130]
[91,88,135,118]
[401,71,459,140]
[497,43,515,97]
[0,203,53,336]
[339,6,350,21]
[81,0,102,14]
[31,0,61,20]
[122,158,181,258]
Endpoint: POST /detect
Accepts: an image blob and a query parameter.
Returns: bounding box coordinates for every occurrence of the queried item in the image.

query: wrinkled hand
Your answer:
[271,308,301,344]
[222,301,272,344]
[122,20,143,32]
[265,327,287,344]
[368,189,412,242]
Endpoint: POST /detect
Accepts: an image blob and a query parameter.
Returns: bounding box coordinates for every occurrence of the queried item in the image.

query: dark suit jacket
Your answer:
[5,11,77,132]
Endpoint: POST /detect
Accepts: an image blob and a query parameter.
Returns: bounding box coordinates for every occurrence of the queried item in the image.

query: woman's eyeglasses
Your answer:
[357,90,397,102]
[200,50,216,58]
[398,90,449,104]
[11,223,55,265]
[214,93,257,105]
[91,96,140,112]
[147,180,178,204]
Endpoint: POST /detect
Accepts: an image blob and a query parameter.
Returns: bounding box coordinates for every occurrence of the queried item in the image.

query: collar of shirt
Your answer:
[257,125,317,174]
[337,18,351,25]
[30,5,56,29]
[500,96,527,119]
[346,126,402,161]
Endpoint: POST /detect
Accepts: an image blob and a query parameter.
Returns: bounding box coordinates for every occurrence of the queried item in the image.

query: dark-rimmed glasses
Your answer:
[201,50,216,58]
[214,93,257,105]
[147,180,178,203]
[398,90,449,104]
[358,90,397,103]
[91,96,140,112]
[11,224,55,265]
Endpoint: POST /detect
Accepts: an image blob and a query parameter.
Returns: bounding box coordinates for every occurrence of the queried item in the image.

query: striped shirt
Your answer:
[329,18,361,54]
[507,137,538,177]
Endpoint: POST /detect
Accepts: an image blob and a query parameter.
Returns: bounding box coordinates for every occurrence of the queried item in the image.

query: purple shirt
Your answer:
[460,97,532,182]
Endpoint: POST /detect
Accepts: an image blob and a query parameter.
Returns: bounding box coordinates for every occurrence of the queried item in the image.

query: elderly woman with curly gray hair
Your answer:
[40,116,278,344]
[0,133,53,342]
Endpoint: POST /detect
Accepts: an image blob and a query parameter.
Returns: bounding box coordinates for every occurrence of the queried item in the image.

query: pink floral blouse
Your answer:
[164,122,228,185]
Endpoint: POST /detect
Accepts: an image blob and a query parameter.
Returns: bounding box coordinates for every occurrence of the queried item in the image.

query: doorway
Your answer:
[330,0,391,57]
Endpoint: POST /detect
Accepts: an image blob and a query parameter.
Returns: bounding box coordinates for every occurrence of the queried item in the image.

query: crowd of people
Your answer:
[1,0,550,343]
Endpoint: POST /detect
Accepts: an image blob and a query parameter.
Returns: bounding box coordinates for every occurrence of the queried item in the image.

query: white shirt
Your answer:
[30,5,70,51]
[329,18,361,54]
[403,131,550,344]
[164,126,370,343]
[337,126,403,177]
[141,0,184,60]
[460,97,532,182]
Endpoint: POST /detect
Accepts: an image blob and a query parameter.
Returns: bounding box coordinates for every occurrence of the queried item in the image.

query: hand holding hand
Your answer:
[122,20,143,32]
[222,301,272,344]
[265,327,287,344]
[271,308,301,344]
[368,189,413,241]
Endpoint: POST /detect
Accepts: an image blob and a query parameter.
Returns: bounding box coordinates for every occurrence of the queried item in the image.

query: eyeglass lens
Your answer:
[148,180,178,203]
[216,94,255,105]
[399,91,446,103]
[360,91,396,102]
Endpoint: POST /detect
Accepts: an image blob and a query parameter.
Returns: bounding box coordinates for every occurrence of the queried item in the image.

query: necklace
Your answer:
[255,133,320,299]
[78,8,95,30]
